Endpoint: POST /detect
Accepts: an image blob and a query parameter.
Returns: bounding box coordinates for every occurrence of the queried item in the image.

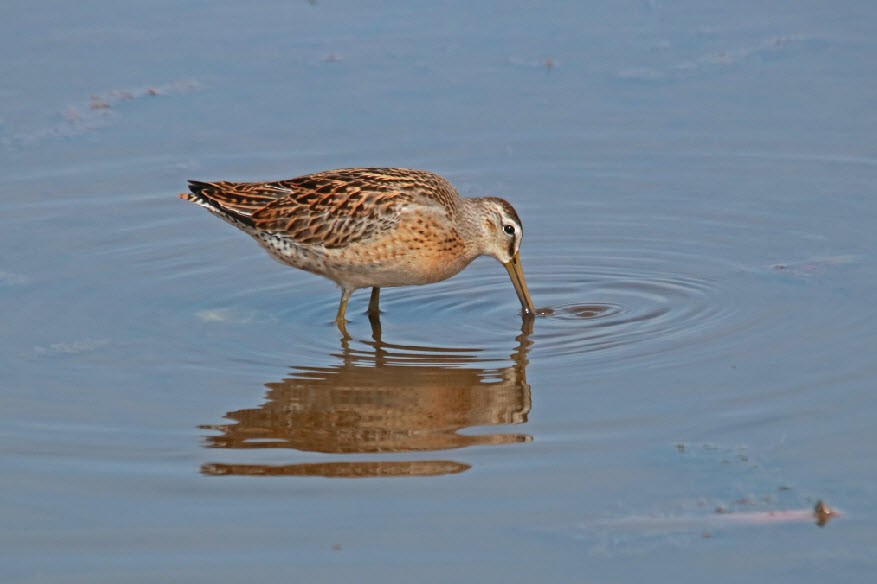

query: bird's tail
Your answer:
[178,180,256,228]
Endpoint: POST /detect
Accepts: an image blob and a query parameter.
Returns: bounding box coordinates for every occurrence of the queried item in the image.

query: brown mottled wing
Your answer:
[185,168,460,249]
[258,168,461,248]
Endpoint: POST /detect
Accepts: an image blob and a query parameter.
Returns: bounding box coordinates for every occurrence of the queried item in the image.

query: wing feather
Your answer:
[182,168,461,249]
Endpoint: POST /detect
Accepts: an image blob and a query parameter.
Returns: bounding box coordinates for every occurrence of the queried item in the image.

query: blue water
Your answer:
[2,1,876,582]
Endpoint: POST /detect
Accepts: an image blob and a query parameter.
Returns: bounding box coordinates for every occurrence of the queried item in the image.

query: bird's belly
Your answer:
[324,251,473,289]
[331,262,462,289]
[330,231,475,288]
[245,209,478,291]
[254,232,473,289]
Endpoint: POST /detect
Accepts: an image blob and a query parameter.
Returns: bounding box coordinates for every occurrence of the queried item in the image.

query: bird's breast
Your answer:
[326,211,474,288]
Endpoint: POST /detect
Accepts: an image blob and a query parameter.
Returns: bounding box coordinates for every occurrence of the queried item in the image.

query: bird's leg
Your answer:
[368,287,381,316]
[367,310,382,341]
[336,288,353,326]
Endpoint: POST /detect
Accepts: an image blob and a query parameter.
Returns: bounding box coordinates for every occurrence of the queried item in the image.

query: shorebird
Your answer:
[179,167,534,329]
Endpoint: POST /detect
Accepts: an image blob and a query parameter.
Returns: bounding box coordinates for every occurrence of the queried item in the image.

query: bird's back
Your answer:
[179,168,462,249]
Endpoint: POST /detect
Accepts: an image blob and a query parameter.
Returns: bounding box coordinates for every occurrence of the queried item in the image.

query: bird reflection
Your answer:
[200,316,533,478]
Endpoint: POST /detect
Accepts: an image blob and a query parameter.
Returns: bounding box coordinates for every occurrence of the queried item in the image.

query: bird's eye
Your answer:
[503,224,515,236]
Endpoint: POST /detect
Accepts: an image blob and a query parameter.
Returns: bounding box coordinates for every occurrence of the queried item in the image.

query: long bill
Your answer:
[503,251,536,318]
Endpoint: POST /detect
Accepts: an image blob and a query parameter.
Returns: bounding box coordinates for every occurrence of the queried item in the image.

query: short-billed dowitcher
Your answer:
[179,167,535,328]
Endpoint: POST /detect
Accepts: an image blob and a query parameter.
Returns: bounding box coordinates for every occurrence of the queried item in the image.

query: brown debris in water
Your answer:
[5,80,200,146]
[89,96,110,109]
[814,500,836,527]
[771,255,859,277]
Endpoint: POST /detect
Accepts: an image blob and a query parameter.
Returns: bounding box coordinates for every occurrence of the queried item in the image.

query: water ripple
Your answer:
[533,265,728,365]
[371,249,742,372]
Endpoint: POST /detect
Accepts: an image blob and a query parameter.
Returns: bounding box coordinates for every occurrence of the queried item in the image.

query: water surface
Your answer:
[2,1,876,582]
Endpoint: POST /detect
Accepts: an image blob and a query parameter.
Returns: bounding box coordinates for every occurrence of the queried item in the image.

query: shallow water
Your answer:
[2,1,876,582]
